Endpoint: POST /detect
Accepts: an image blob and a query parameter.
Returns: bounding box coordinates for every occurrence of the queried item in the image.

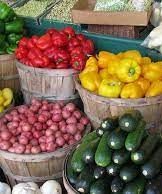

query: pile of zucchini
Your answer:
[67,110,162,194]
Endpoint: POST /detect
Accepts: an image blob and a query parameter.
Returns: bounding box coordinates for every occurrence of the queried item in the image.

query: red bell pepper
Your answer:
[82,39,94,55]
[53,49,70,64]
[27,38,35,49]
[76,34,86,42]
[52,32,68,48]
[71,53,86,71]
[18,37,29,47]
[15,46,28,59]
[31,35,39,44]
[32,57,44,67]
[62,26,75,39]
[43,47,60,59]
[56,61,69,69]
[47,62,56,69]
[27,47,43,60]
[36,34,52,50]
[46,28,59,35]
[70,46,83,57]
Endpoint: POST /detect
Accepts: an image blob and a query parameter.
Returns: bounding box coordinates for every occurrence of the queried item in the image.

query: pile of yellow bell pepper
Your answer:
[79,50,162,99]
[0,88,13,113]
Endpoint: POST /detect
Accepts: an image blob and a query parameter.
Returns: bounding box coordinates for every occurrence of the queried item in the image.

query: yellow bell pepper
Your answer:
[123,50,142,64]
[97,51,116,69]
[85,56,98,67]
[141,57,151,65]
[142,63,162,82]
[99,69,112,79]
[80,72,101,92]
[117,58,141,83]
[107,59,120,75]
[0,106,4,113]
[98,77,123,98]
[135,77,150,94]
[2,88,13,107]
[120,83,144,98]
[0,96,4,106]
[145,80,162,97]
[117,52,123,59]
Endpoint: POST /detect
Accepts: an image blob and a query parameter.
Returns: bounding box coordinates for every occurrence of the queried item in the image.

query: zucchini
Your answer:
[141,144,162,179]
[67,155,78,185]
[100,117,118,131]
[131,134,160,164]
[111,177,124,193]
[107,129,127,150]
[112,149,130,165]
[106,162,120,176]
[96,127,105,137]
[120,164,138,182]
[93,166,106,179]
[95,131,111,167]
[90,179,110,194]
[82,130,98,143]
[125,120,146,152]
[82,138,100,164]
[119,110,142,132]
[75,166,94,193]
[71,137,99,172]
[123,176,146,194]
[145,184,161,194]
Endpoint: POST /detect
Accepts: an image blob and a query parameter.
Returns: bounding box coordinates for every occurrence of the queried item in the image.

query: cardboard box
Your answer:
[71,0,152,26]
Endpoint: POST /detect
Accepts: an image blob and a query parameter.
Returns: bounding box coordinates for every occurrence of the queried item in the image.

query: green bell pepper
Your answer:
[0,2,11,20]
[7,33,23,44]
[6,44,17,54]
[5,19,24,34]
[0,21,5,33]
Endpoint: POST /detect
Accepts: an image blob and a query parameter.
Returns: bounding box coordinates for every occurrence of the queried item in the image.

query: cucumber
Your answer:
[107,129,127,150]
[71,137,99,172]
[125,120,146,152]
[123,176,146,194]
[82,130,98,144]
[131,134,160,164]
[112,149,130,165]
[75,166,94,193]
[100,117,118,131]
[67,155,78,185]
[120,164,138,182]
[141,144,162,179]
[111,177,124,193]
[93,166,106,179]
[106,162,120,176]
[90,179,110,194]
[95,131,111,167]
[82,138,100,164]
[119,110,142,132]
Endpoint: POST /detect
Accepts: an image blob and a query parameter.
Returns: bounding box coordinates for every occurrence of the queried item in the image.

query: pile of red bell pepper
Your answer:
[15,27,95,71]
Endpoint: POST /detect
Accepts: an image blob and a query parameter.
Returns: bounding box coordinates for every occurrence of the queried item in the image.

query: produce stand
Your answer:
[1,0,162,193]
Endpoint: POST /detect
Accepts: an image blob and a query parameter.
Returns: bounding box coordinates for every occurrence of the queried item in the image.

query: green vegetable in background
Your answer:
[6,44,17,54]
[0,21,5,33]
[0,1,11,20]
[7,33,23,44]
[0,41,8,54]
[5,19,24,33]
[4,9,16,22]
[0,34,6,44]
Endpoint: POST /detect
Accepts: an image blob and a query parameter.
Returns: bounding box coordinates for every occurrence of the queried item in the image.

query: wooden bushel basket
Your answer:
[16,61,79,104]
[0,124,91,187]
[0,54,20,91]
[74,77,162,130]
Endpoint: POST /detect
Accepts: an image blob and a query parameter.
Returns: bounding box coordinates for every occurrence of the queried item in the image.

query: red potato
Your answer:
[11,121,19,128]
[63,134,70,142]
[63,144,68,148]
[25,149,31,154]
[47,120,53,127]
[26,144,32,150]
[5,114,13,122]
[21,131,32,139]
[31,146,41,154]
[45,129,53,136]
[66,116,77,124]
[18,105,28,114]
[80,116,89,125]
[60,125,67,134]
[0,124,7,131]
[52,114,63,122]
[13,142,19,147]
[49,124,58,132]
[65,103,76,112]
[1,130,12,140]
[41,111,51,119]
[0,117,7,123]
[22,123,32,132]
[77,123,85,132]
[59,120,66,127]
[55,131,62,138]
[19,135,29,145]
[46,135,55,143]
[8,147,15,153]
[62,109,71,119]
[73,110,82,120]
[38,114,48,123]
[31,99,42,107]
[56,137,65,147]
[74,133,82,141]
[41,104,49,111]
[53,109,62,114]
[0,141,11,150]
[42,100,48,105]
[10,137,17,144]
[28,116,37,125]
[12,116,20,122]
[30,138,39,146]
[10,110,18,116]
[46,142,56,152]
[66,124,77,135]
[14,144,25,154]
[29,105,39,113]
[25,110,35,117]
[39,136,46,143]
[68,139,76,145]
[34,122,43,131]
[40,143,46,152]
[33,131,43,139]
[19,115,27,121]
[53,103,61,110]
[16,126,22,135]
[42,124,47,130]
